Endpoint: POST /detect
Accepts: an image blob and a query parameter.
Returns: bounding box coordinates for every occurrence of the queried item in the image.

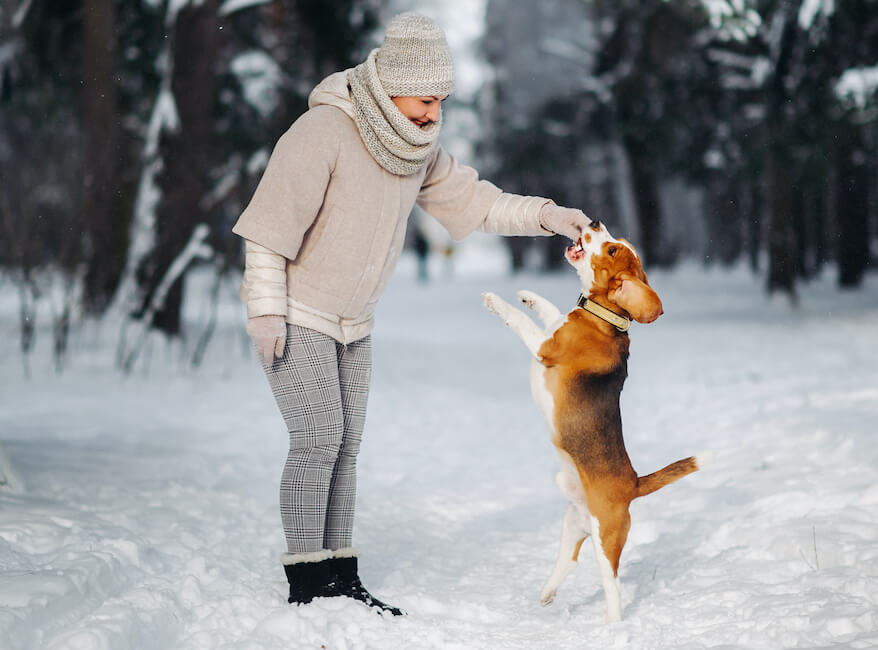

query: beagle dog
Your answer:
[482,221,708,622]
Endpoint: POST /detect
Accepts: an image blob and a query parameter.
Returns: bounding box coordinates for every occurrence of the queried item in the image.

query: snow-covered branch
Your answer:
[218,0,272,16]
[118,224,213,373]
[700,0,761,42]
[230,50,282,118]
[11,0,34,28]
[836,66,878,110]
[707,49,772,88]
[111,4,182,317]
[798,0,835,30]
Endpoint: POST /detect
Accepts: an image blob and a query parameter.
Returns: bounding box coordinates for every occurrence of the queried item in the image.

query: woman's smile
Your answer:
[391,95,448,127]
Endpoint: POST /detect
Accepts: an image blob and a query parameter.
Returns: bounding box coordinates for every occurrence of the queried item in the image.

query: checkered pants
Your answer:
[263,324,371,555]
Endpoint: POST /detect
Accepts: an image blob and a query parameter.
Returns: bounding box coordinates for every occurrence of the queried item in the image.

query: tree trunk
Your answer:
[745,180,761,273]
[766,148,797,297]
[504,237,529,272]
[706,174,744,265]
[136,1,219,335]
[540,236,567,271]
[763,5,798,297]
[626,143,670,266]
[813,179,830,274]
[81,0,129,314]
[792,183,808,279]
[835,123,870,288]
[625,141,665,267]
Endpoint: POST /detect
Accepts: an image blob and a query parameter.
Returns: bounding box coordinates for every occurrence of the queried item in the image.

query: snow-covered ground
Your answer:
[2,239,878,649]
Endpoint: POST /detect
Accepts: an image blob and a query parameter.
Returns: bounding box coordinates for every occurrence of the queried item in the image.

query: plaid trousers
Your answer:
[263,324,371,555]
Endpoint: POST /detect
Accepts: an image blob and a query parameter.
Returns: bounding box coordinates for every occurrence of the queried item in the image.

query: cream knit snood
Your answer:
[347,50,441,177]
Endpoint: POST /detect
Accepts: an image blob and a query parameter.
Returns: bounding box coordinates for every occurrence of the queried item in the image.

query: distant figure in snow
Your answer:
[232,12,590,616]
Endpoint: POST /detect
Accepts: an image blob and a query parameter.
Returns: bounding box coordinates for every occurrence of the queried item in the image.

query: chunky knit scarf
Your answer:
[347,50,441,176]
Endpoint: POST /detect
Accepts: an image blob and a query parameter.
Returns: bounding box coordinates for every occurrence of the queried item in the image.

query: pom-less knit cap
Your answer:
[376,13,454,97]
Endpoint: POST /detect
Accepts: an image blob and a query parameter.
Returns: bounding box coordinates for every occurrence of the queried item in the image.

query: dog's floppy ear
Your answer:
[609,273,663,323]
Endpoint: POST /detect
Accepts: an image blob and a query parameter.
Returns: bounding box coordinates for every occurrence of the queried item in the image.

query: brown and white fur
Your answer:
[482,221,709,623]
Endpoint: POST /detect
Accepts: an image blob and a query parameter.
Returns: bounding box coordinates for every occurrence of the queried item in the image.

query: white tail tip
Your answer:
[695,450,716,469]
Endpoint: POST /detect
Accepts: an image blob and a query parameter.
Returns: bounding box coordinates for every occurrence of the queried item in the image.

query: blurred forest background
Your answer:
[1,0,876,372]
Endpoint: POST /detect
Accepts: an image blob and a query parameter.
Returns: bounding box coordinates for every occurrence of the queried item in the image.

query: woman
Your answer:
[233,13,590,615]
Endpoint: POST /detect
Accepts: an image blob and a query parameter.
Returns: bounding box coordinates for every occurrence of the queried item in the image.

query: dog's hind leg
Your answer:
[540,503,590,605]
[589,512,627,623]
[482,292,546,358]
[516,290,562,328]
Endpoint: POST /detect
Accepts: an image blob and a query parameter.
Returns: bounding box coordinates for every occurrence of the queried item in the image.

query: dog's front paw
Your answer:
[482,291,501,314]
[517,290,538,310]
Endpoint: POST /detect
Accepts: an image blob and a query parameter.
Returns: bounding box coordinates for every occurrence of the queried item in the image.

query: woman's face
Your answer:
[391,95,448,127]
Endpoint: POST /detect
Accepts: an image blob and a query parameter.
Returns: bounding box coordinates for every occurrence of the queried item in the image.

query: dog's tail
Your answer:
[635,451,714,499]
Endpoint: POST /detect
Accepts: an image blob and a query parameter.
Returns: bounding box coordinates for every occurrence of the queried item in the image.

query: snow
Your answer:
[836,66,878,109]
[699,0,761,41]
[218,0,272,17]
[10,0,35,29]
[798,0,835,30]
[2,239,878,649]
[230,50,282,118]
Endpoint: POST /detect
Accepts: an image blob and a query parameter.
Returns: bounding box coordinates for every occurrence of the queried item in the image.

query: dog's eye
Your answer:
[608,246,617,257]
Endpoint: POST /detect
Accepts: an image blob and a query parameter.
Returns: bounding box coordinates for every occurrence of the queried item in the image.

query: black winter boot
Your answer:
[283,552,338,604]
[329,554,405,616]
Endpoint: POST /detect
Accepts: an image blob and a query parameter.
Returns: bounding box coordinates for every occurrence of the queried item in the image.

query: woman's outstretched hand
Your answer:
[539,204,591,241]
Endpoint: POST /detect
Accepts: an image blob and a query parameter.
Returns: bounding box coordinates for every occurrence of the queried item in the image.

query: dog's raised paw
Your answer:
[482,291,500,314]
[516,290,537,309]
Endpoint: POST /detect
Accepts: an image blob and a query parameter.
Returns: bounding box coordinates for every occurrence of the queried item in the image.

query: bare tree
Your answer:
[834,119,871,288]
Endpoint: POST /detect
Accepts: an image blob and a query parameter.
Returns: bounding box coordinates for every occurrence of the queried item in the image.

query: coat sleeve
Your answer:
[232,107,341,261]
[416,146,554,240]
[241,240,287,319]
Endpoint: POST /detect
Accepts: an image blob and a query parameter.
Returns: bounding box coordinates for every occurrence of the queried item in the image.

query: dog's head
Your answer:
[565,221,663,324]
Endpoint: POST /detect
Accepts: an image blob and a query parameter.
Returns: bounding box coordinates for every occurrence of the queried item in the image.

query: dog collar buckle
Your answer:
[577,294,631,332]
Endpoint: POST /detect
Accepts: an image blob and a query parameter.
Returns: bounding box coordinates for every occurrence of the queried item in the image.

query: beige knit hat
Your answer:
[376,13,454,97]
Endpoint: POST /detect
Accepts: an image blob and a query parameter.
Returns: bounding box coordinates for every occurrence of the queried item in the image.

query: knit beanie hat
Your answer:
[376,13,454,97]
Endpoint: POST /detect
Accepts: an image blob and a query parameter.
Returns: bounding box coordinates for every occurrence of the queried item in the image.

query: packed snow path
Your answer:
[2,253,877,649]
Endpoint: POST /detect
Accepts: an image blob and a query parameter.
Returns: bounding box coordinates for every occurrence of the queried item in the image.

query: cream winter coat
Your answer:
[233,71,554,343]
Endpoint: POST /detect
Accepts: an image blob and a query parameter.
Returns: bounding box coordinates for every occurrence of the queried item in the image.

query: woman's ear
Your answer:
[608,275,663,323]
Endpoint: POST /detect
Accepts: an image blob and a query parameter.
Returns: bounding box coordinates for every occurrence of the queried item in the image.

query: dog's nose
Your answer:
[588,220,603,231]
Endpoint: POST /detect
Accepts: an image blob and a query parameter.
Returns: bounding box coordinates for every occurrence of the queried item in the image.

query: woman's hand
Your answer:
[539,205,592,241]
[246,315,287,365]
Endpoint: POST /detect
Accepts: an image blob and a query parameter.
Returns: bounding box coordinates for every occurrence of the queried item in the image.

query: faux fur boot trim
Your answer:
[281,550,334,566]
[280,547,359,566]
